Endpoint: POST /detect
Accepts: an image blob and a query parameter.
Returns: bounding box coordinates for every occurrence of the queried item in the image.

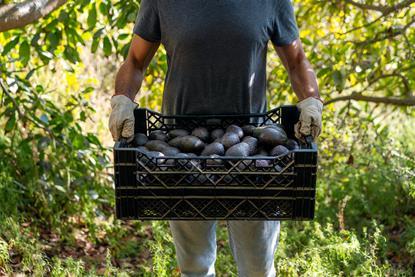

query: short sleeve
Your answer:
[133,0,161,42]
[270,0,299,46]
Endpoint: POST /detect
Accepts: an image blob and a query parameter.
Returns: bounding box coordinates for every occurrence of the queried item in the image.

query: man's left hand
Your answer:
[294,97,323,141]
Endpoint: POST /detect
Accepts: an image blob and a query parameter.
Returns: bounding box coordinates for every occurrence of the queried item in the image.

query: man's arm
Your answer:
[273,38,320,101]
[115,35,160,100]
[273,38,323,140]
[109,35,159,142]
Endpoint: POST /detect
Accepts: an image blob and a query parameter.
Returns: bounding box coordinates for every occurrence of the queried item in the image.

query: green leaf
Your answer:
[47,31,61,50]
[87,133,101,146]
[82,87,94,94]
[63,46,80,64]
[58,11,69,22]
[2,37,20,55]
[116,16,128,29]
[19,41,30,65]
[87,6,97,29]
[118,33,130,41]
[99,2,109,15]
[80,111,86,122]
[66,27,85,45]
[26,69,36,80]
[44,19,59,32]
[37,48,54,63]
[5,115,16,133]
[93,28,104,39]
[302,37,312,46]
[31,33,41,47]
[120,43,130,58]
[317,67,332,78]
[91,38,99,53]
[54,185,66,193]
[103,36,112,56]
[332,70,345,92]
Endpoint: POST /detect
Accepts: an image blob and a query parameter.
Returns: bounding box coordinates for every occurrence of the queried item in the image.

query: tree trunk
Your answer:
[0,0,67,32]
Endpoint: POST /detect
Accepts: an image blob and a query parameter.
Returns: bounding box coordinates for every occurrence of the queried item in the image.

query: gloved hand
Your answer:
[294,97,323,141]
[109,95,137,142]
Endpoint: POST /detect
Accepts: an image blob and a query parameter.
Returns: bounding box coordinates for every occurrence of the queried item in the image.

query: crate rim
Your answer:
[114,105,318,153]
[135,105,288,119]
[114,144,317,158]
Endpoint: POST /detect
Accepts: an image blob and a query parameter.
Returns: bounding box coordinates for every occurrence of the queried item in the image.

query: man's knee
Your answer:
[180,256,215,277]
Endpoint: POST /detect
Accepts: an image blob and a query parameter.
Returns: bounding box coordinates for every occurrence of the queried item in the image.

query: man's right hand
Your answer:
[109,95,137,142]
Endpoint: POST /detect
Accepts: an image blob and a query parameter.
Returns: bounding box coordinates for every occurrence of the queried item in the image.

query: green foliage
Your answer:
[0,69,111,232]
[277,222,391,276]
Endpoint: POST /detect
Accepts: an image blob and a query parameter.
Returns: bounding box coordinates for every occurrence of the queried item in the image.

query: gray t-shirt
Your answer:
[134,0,299,116]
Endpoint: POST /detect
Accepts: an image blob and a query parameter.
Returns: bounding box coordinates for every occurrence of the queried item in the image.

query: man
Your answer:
[109,0,323,276]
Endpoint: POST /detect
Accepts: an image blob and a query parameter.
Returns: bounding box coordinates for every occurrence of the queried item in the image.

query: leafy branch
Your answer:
[342,0,415,15]
[0,78,55,137]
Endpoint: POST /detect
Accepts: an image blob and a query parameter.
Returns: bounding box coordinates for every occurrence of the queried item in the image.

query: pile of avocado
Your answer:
[131,123,299,168]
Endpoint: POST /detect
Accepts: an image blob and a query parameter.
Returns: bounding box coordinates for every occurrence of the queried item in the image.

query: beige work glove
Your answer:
[294,97,323,141]
[109,95,137,142]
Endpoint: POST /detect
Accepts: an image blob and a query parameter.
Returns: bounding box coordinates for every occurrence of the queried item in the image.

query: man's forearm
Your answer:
[287,57,320,101]
[114,60,145,101]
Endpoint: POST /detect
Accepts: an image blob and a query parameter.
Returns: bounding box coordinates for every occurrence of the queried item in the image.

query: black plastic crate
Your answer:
[114,105,318,220]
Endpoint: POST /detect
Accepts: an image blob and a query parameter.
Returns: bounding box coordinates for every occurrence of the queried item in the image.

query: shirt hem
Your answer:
[133,29,161,43]
[272,33,299,47]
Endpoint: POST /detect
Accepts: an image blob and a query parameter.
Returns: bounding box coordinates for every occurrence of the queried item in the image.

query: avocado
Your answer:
[236,159,251,170]
[162,158,176,168]
[211,128,225,141]
[270,145,289,157]
[242,136,258,155]
[132,133,148,146]
[185,153,198,158]
[168,136,182,148]
[225,142,250,157]
[162,153,192,170]
[139,150,164,168]
[252,126,267,138]
[255,159,270,167]
[252,125,286,138]
[174,152,188,167]
[256,147,269,156]
[268,123,285,130]
[201,142,225,156]
[147,151,165,163]
[148,130,167,141]
[167,129,189,140]
[206,154,223,166]
[169,135,205,153]
[221,132,240,149]
[162,146,181,156]
[136,146,151,163]
[226,124,244,138]
[171,152,195,170]
[285,139,299,150]
[258,128,288,148]
[145,140,170,152]
[213,137,223,143]
[137,146,149,153]
[191,127,210,142]
[242,125,255,136]
[274,164,283,172]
